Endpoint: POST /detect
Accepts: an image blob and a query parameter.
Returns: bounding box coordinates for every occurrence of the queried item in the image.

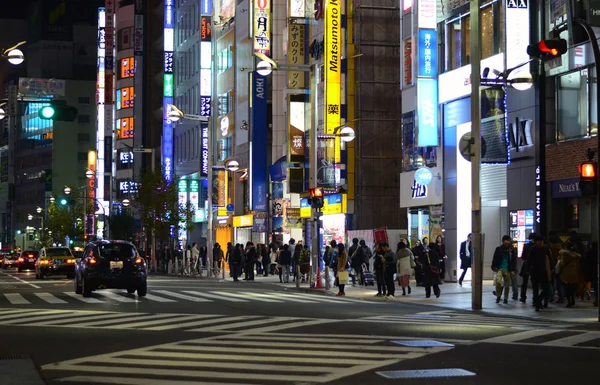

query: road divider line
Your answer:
[0,271,41,289]
[4,293,30,304]
[91,313,190,328]
[145,314,236,331]
[35,292,67,304]
[6,311,91,325]
[0,309,64,321]
[109,314,209,329]
[181,290,247,302]
[72,313,173,327]
[152,290,212,302]
[265,292,322,303]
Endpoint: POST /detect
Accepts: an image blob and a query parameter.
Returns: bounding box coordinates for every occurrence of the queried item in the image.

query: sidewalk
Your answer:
[271,275,600,324]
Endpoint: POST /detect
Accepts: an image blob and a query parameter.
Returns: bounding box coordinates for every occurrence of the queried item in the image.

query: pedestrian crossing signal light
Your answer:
[38,104,78,121]
[527,39,568,60]
[579,162,597,195]
[60,198,68,205]
[308,188,324,209]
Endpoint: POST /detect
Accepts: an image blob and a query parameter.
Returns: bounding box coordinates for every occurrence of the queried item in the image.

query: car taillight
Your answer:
[40,260,49,265]
[18,257,24,262]
[89,258,97,265]
[135,257,144,264]
[66,259,74,263]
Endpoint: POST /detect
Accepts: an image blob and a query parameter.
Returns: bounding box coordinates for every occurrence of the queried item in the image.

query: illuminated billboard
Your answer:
[163,0,174,181]
[117,117,134,139]
[86,150,97,237]
[118,57,134,79]
[325,0,342,162]
[253,0,271,56]
[200,17,212,118]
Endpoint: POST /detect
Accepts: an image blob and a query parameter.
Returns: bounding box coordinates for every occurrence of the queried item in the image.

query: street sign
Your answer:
[459,133,487,162]
[226,203,234,211]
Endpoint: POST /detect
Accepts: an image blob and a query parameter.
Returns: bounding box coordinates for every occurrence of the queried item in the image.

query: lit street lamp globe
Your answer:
[340,126,356,142]
[0,107,5,121]
[36,206,42,214]
[226,159,240,172]
[64,186,72,195]
[256,61,273,76]
[27,214,33,221]
[7,49,24,65]
[122,199,130,207]
[86,170,94,179]
[507,70,533,91]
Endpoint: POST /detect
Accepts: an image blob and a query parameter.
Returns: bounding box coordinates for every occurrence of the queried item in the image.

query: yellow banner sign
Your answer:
[287,23,306,89]
[233,214,253,227]
[253,0,271,55]
[325,0,342,162]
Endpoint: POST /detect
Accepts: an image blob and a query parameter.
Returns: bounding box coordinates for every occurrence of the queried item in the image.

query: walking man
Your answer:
[519,233,536,303]
[491,235,518,304]
[526,234,553,311]
[458,233,473,286]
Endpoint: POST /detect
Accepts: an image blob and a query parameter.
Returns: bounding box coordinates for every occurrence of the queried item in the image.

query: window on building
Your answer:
[218,91,233,116]
[402,115,437,171]
[78,96,90,105]
[77,133,90,142]
[443,0,503,72]
[556,68,595,141]
[77,115,91,124]
[217,137,232,162]
[78,152,88,161]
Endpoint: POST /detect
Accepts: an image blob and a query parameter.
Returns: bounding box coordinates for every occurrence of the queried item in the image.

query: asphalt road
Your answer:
[1,269,599,385]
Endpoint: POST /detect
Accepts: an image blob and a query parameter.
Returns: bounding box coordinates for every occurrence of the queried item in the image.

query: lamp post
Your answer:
[1,41,26,66]
[28,213,44,244]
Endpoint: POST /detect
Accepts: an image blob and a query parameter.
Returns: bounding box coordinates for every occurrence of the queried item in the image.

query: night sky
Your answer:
[0,0,33,18]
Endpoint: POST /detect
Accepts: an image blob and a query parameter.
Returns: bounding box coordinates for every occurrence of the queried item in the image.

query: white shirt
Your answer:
[466,241,471,257]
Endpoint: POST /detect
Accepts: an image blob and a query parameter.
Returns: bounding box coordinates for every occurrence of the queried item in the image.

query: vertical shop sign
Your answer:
[288,100,306,163]
[287,24,306,89]
[251,74,268,211]
[162,0,174,181]
[201,123,209,177]
[253,0,271,55]
[325,0,341,137]
[403,39,413,86]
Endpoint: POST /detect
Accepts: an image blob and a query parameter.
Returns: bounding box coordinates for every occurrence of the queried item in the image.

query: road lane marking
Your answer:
[152,290,212,302]
[480,329,559,344]
[35,292,67,304]
[144,314,236,331]
[191,316,297,332]
[0,271,41,289]
[138,293,176,303]
[181,290,248,302]
[109,314,209,329]
[4,293,30,304]
[57,376,249,385]
[7,311,90,325]
[63,292,105,303]
[86,313,186,328]
[211,291,283,303]
[94,291,139,303]
[266,292,322,303]
[541,331,600,347]
[23,312,141,326]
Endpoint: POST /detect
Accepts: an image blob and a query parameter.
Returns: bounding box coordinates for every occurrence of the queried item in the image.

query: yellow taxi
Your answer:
[35,247,76,279]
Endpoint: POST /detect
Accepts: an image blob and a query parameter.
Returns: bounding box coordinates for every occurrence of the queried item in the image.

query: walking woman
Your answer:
[396,241,414,295]
[559,244,581,307]
[336,243,349,296]
[435,235,447,282]
[420,242,442,298]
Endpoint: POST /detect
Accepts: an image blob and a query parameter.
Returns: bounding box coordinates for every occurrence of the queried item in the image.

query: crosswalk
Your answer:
[479,328,600,349]
[356,310,568,328]
[0,289,380,306]
[0,308,331,333]
[41,332,454,384]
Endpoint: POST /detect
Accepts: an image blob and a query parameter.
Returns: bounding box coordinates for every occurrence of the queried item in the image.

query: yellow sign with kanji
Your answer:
[287,24,306,89]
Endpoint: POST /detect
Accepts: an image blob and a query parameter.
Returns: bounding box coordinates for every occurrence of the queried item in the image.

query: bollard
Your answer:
[174,258,179,275]
[296,265,300,288]
[325,266,331,289]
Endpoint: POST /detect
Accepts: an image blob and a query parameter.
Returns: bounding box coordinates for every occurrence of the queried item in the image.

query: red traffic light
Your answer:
[579,162,596,179]
[527,39,567,60]
[309,187,324,197]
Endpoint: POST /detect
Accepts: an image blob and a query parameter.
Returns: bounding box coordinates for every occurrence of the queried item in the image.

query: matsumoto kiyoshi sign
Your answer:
[325,0,341,138]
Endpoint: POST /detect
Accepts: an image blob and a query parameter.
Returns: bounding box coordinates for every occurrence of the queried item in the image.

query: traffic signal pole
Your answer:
[470,0,483,310]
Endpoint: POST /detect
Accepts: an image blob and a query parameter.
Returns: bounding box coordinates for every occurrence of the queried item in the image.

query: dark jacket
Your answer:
[373,251,385,272]
[213,247,224,261]
[419,249,441,286]
[230,248,242,264]
[278,249,292,266]
[349,243,364,269]
[246,247,258,263]
[520,240,535,276]
[491,246,517,273]
[434,243,446,258]
[525,245,552,281]
[459,240,473,269]
[384,250,397,274]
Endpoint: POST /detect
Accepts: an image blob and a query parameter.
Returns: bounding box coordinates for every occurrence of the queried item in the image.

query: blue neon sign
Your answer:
[418,29,437,77]
[417,78,439,147]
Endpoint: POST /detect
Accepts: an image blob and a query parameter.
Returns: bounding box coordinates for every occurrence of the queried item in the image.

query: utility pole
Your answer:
[470,0,483,310]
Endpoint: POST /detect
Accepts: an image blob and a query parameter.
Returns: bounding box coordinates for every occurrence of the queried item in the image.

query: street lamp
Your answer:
[225,159,240,172]
[64,186,72,195]
[85,169,94,179]
[36,206,42,214]
[166,104,209,122]
[122,199,130,207]
[1,41,26,65]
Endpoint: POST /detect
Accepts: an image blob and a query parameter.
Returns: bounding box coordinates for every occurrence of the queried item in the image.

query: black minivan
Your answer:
[74,240,147,298]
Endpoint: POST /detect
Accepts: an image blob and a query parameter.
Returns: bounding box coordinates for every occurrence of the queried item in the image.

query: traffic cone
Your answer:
[314,265,325,288]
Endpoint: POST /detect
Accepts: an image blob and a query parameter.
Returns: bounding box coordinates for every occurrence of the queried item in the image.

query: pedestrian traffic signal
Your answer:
[38,104,78,121]
[308,187,324,209]
[579,161,597,195]
[527,39,568,60]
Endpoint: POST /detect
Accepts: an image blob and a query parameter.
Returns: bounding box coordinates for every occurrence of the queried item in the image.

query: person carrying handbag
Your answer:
[396,241,414,295]
[419,242,441,298]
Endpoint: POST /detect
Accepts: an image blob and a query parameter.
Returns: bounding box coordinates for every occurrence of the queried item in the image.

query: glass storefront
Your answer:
[408,205,443,246]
